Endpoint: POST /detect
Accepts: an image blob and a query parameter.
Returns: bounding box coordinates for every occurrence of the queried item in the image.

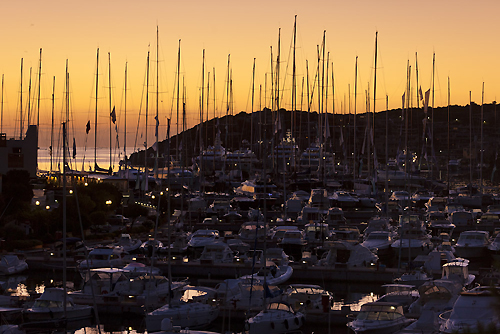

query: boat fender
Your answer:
[294,316,300,325]
[270,322,275,329]
[102,290,108,295]
[284,319,289,329]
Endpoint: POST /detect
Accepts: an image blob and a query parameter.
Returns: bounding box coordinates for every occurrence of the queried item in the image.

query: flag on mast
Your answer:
[86,120,91,134]
[110,106,116,124]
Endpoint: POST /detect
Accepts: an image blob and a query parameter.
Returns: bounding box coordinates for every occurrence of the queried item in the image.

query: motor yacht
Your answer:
[391,215,433,262]
[245,301,305,334]
[77,245,127,270]
[454,230,489,259]
[145,286,219,332]
[347,301,414,334]
[439,286,500,333]
[22,287,94,323]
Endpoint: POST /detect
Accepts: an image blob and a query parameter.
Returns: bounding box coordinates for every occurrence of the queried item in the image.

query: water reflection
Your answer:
[12,271,380,334]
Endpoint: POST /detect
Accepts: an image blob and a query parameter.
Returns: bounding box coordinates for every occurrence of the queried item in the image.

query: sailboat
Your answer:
[22,122,94,327]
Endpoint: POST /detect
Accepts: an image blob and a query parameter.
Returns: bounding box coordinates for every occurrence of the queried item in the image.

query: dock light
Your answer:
[46,205,50,210]
[35,201,40,206]
[84,182,88,186]
[50,280,53,284]
[50,253,54,256]
[160,192,163,196]
[165,187,169,191]
[106,200,112,205]
[183,257,189,263]
[151,195,155,199]
[69,190,73,194]
[98,178,101,181]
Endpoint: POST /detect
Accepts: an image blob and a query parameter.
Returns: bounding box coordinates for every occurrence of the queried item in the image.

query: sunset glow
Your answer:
[1,0,498,150]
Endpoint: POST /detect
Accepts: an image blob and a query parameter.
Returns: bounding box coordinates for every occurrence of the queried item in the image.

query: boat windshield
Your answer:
[357,304,404,320]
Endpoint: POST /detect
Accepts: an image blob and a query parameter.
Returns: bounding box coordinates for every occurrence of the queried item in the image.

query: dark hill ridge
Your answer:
[129,103,500,177]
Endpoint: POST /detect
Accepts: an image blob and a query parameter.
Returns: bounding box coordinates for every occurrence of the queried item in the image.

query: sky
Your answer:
[1,0,499,152]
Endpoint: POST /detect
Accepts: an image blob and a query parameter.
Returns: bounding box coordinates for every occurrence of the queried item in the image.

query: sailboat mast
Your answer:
[20,58,23,140]
[176,40,181,162]
[155,27,159,179]
[145,50,150,174]
[94,48,99,171]
[62,121,67,316]
[276,28,281,112]
[480,82,484,194]
[108,52,112,171]
[1,74,3,133]
[431,53,435,178]
[292,15,297,142]
[373,32,378,175]
[51,76,55,174]
[124,62,128,165]
[447,77,450,196]
[201,49,205,158]
[251,58,255,158]
[353,56,358,179]
[469,91,472,190]
[385,95,389,217]
[28,67,32,127]
[37,48,42,128]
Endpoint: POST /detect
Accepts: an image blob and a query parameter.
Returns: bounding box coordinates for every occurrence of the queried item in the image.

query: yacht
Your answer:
[245,301,305,334]
[280,284,333,322]
[198,241,234,264]
[70,268,187,314]
[347,301,414,334]
[454,230,489,259]
[77,245,127,270]
[317,240,378,268]
[0,255,28,275]
[22,287,94,324]
[439,286,500,333]
[145,286,219,332]
[116,233,142,253]
[361,231,394,258]
[187,229,220,254]
[391,215,433,262]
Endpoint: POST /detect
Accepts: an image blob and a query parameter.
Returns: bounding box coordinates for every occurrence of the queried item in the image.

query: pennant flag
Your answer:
[419,86,423,101]
[154,115,159,137]
[402,92,406,109]
[110,106,116,124]
[72,138,77,159]
[86,120,91,134]
[167,118,171,139]
[424,89,431,114]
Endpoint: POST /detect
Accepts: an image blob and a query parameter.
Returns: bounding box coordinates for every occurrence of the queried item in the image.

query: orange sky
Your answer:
[1,0,499,151]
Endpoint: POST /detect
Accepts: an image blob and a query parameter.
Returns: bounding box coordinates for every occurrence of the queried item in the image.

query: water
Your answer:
[12,270,381,334]
[37,147,137,174]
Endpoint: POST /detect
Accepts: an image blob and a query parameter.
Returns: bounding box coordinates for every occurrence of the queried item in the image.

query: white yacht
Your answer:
[391,215,433,262]
[280,284,333,322]
[22,287,94,323]
[198,241,234,264]
[317,240,378,268]
[145,286,219,332]
[245,301,305,334]
[77,245,127,270]
[0,255,28,275]
[439,286,500,333]
[454,230,489,259]
[347,301,414,334]
[362,230,394,255]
